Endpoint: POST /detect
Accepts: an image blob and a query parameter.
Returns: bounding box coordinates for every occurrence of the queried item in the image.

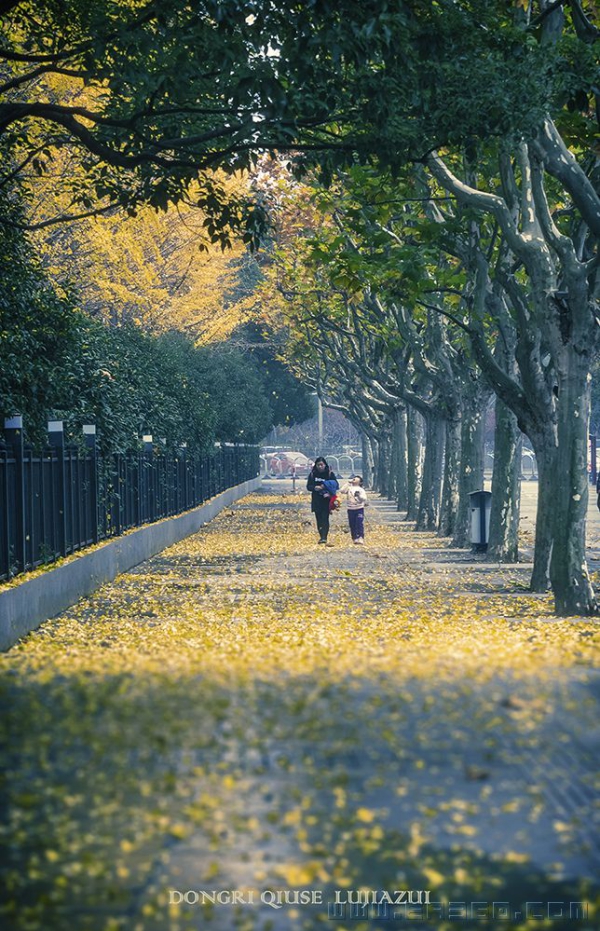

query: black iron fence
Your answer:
[0,420,259,582]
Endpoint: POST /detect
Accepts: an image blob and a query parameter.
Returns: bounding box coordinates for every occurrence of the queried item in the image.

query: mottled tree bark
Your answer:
[376,433,392,496]
[486,310,522,563]
[361,431,375,490]
[549,348,596,613]
[394,406,408,511]
[386,418,397,500]
[439,414,461,537]
[371,437,381,493]
[529,443,555,592]
[487,399,522,562]
[406,406,424,521]
[416,413,445,531]
[453,388,487,547]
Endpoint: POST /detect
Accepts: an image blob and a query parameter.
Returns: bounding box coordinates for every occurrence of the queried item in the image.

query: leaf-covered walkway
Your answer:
[1,487,599,931]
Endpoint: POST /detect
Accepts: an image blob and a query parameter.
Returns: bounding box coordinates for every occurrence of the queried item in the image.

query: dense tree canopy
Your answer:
[2,0,595,230]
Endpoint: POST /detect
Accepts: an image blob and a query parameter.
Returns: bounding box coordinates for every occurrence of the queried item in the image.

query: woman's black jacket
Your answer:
[307,469,338,513]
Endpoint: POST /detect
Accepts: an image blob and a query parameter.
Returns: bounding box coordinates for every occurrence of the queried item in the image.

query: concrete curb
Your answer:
[0,476,262,652]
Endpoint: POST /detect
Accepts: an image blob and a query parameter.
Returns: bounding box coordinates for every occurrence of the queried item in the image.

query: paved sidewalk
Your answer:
[0,484,598,931]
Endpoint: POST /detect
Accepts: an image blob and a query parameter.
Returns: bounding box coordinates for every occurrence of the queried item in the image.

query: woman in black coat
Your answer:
[307,456,338,544]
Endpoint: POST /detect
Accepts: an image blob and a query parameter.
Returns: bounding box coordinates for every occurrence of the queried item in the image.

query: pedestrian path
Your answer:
[0,486,599,931]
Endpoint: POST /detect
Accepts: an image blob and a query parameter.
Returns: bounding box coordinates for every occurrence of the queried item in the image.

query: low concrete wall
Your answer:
[0,476,262,652]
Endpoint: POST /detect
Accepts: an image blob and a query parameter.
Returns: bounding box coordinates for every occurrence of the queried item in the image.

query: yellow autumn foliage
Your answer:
[11,73,262,343]
[27,163,260,341]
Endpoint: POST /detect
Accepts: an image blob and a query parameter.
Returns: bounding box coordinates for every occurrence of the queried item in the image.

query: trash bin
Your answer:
[469,490,492,551]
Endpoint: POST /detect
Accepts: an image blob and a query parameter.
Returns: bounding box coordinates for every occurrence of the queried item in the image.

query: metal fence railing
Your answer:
[0,421,259,582]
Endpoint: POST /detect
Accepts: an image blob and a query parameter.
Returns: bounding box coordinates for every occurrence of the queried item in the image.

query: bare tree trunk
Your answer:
[361,432,375,489]
[385,427,396,499]
[529,441,554,592]
[375,435,389,495]
[453,389,487,547]
[487,399,522,562]
[387,419,398,500]
[416,413,445,531]
[406,406,423,520]
[371,437,381,492]
[377,432,391,496]
[549,352,597,614]
[394,406,408,511]
[439,414,461,537]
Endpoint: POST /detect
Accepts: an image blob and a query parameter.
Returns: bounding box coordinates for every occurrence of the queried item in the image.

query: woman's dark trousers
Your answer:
[314,501,330,541]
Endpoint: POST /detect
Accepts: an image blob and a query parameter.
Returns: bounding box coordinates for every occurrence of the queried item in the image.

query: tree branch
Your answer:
[0,139,57,188]
[0,63,87,94]
[7,203,118,230]
[530,157,581,273]
[528,0,567,28]
[426,152,524,256]
[415,299,473,336]
[533,117,600,239]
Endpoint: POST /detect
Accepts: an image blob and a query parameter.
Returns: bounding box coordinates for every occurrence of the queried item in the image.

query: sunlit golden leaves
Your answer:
[0,489,598,930]
[27,162,258,341]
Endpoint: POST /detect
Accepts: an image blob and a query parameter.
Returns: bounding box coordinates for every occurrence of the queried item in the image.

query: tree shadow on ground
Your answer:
[1,670,598,931]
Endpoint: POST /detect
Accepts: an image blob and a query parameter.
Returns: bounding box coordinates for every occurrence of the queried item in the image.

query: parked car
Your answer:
[269,451,313,477]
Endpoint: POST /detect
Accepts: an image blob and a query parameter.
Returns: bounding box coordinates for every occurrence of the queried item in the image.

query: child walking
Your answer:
[340,475,368,544]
